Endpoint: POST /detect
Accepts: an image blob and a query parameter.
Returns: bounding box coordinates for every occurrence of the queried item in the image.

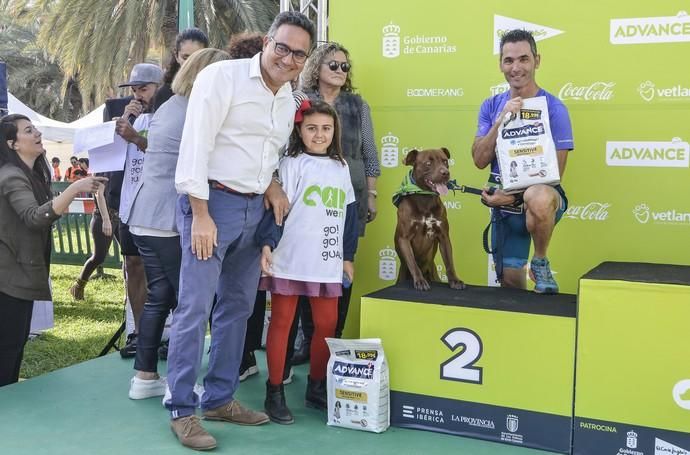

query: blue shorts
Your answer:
[494,187,567,270]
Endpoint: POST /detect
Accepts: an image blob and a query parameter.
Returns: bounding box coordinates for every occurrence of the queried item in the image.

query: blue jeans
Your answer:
[131,234,181,373]
[166,190,264,418]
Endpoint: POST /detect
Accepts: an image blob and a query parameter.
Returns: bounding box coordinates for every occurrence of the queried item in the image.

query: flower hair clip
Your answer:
[294,99,312,124]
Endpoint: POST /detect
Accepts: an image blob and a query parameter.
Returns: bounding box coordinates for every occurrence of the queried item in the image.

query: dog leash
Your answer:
[446,179,489,196]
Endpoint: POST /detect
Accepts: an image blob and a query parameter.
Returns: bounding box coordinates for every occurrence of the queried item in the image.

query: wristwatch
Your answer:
[368,189,378,198]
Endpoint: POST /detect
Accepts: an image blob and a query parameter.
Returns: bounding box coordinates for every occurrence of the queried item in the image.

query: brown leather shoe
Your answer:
[170,415,217,451]
[203,400,270,426]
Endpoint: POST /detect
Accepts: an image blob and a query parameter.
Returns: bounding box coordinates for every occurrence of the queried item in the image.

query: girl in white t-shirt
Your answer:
[257,100,358,424]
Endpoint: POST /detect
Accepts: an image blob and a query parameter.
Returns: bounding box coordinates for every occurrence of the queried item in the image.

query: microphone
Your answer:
[127,113,137,124]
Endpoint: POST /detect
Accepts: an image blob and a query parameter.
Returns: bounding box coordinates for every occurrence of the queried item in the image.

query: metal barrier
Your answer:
[51,182,122,268]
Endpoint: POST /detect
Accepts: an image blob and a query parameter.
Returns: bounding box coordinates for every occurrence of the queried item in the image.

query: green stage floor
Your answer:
[0,348,552,454]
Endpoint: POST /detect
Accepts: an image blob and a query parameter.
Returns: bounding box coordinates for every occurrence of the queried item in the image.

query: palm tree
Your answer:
[2,0,279,110]
[0,15,82,121]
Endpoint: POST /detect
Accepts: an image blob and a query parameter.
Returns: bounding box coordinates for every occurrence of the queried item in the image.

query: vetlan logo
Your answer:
[501,123,545,140]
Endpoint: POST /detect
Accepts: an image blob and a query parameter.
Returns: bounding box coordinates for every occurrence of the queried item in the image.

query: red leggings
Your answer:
[266,294,337,386]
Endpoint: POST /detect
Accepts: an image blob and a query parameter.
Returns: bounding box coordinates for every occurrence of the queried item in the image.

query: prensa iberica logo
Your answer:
[381,21,457,59]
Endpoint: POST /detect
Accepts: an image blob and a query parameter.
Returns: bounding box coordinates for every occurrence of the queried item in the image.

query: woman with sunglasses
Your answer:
[295,43,381,354]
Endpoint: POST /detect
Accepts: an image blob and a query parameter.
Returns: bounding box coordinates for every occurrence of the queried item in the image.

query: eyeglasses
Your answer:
[325,61,351,73]
[269,37,309,63]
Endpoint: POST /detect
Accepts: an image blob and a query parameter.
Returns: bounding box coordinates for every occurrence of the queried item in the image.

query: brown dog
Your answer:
[394,148,465,291]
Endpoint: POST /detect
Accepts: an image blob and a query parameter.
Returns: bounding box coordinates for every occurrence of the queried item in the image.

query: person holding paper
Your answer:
[0,114,106,386]
[471,29,574,294]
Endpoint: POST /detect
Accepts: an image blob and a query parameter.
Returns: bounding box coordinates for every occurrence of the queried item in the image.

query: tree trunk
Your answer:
[161,0,179,57]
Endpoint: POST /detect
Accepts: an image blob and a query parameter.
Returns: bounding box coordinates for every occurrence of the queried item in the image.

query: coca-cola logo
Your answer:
[564,202,611,221]
[558,82,616,101]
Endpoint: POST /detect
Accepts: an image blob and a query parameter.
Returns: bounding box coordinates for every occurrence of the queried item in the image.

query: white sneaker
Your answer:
[162,383,205,408]
[129,376,167,400]
[283,367,294,385]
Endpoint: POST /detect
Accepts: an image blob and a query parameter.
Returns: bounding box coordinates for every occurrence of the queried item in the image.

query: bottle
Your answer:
[342,272,352,289]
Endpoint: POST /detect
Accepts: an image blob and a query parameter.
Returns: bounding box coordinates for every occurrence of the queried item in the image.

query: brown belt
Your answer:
[208,180,258,198]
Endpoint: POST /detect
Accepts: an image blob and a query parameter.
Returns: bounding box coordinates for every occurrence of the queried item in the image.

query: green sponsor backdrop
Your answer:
[576,278,690,432]
[329,0,690,336]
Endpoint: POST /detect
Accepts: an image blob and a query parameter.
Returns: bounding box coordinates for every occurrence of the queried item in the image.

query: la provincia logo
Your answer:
[611,11,690,45]
[381,21,457,59]
[564,202,610,221]
[638,80,690,102]
[633,203,690,226]
[559,81,615,102]
[493,15,564,55]
[606,138,689,168]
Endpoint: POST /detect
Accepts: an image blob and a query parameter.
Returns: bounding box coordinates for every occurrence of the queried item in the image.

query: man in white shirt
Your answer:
[167,12,315,450]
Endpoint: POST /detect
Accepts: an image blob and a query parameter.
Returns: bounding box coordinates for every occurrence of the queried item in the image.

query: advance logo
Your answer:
[493,15,564,55]
[611,11,690,45]
[606,138,689,168]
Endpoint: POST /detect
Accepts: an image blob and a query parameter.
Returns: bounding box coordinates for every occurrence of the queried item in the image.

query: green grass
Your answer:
[20,264,125,379]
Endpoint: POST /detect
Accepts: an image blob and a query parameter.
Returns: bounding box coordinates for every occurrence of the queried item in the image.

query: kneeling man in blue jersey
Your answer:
[471,29,574,293]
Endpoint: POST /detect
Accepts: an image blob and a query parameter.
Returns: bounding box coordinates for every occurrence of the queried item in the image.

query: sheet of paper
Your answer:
[73,121,117,153]
[88,134,127,173]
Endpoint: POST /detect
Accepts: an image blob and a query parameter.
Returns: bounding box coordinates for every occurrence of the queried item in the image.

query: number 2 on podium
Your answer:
[440,328,483,384]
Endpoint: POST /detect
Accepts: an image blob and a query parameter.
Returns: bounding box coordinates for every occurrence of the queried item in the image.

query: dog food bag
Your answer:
[496,96,560,193]
[326,338,390,433]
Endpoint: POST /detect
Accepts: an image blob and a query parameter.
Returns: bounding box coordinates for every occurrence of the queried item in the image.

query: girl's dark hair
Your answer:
[163,28,210,84]
[0,114,52,204]
[287,100,345,165]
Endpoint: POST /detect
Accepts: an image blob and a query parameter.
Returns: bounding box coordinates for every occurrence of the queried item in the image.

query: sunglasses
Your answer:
[325,61,351,73]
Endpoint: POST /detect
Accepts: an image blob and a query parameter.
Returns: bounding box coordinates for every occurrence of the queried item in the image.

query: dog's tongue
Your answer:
[434,183,449,196]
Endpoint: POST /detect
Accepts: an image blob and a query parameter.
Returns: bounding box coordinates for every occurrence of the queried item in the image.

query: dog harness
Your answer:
[391,171,443,207]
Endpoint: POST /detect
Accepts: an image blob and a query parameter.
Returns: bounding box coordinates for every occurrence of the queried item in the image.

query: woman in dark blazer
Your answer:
[0,114,106,387]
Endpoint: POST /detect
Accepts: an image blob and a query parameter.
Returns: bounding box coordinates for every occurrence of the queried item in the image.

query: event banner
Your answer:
[360,285,576,453]
[574,262,690,455]
[329,0,690,337]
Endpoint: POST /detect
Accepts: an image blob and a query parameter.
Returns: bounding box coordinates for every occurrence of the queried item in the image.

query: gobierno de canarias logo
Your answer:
[381,22,457,59]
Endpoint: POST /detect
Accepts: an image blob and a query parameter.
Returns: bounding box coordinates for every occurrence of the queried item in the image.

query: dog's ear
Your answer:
[441,147,451,159]
[404,149,419,166]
